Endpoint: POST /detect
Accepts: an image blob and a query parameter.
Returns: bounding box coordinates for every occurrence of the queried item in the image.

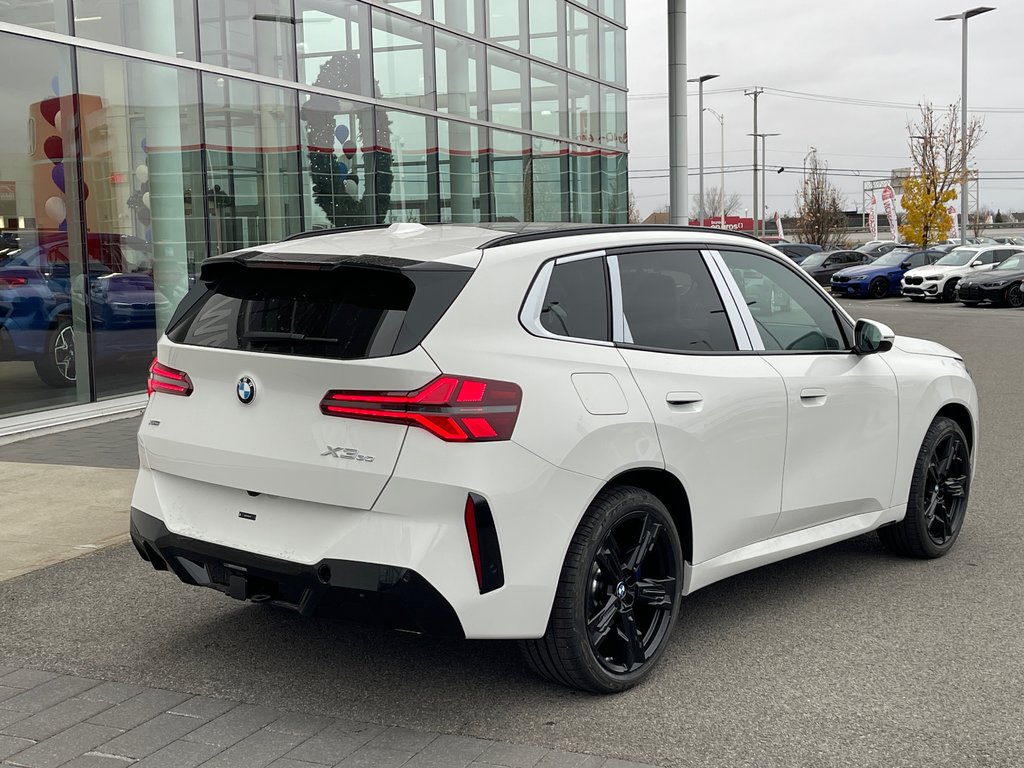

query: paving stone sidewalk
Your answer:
[0,667,658,768]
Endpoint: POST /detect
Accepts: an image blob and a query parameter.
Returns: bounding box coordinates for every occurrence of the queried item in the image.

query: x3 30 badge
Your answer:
[321,446,375,462]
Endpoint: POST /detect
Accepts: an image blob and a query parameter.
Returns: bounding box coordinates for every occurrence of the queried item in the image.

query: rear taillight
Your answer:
[148,358,193,397]
[319,375,521,442]
[0,277,28,288]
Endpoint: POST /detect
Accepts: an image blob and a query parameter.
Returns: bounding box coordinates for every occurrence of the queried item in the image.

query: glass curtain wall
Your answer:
[0,0,626,419]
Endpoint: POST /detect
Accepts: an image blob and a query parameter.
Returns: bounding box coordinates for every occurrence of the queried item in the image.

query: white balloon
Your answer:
[142,192,151,209]
[54,110,62,133]
[44,196,65,222]
[135,164,149,184]
[343,180,357,196]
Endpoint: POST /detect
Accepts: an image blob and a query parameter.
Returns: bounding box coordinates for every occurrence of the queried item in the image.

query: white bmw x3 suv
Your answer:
[131,223,978,693]
[901,244,1024,301]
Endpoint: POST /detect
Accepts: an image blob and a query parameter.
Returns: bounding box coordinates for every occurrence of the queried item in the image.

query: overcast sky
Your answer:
[626,1,1024,220]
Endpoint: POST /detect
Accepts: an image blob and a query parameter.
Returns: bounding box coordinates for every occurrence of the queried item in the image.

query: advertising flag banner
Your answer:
[881,185,898,241]
[868,194,878,240]
[774,211,784,239]
[948,205,959,241]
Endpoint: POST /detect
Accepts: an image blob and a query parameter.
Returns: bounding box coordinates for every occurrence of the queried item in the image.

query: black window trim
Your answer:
[606,243,752,356]
[518,249,615,347]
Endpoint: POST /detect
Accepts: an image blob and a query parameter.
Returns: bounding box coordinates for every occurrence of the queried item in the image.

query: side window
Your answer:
[537,257,609,341]
[909,253,927,268]
[617,249,737,352]
[980,250,1001,265]
[720,250,846,352]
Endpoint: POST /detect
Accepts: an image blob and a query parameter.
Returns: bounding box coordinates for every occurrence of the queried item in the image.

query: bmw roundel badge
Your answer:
[237,376,256,404]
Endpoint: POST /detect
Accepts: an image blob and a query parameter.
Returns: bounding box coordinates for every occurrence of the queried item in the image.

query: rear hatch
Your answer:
[142,251,474,510]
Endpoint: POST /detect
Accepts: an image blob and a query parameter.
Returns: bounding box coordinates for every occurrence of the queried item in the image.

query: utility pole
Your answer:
[745,88,763,235]
[668,0,688,225]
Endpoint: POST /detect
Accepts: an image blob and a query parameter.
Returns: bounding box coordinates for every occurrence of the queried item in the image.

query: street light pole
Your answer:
[750,132,779,238]
[688,73,719,224]
[705,108,725,226]
[937,6,995,246]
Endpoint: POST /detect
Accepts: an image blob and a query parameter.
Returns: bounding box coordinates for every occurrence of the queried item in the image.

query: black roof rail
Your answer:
[282,224,392,241]
[479,223,765,250]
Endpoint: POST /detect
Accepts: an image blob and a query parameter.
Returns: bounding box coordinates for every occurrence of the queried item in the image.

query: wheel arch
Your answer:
[936,401,974,453]
[601,468,692,563]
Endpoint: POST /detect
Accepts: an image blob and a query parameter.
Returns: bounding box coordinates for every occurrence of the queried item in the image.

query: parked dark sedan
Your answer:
[857,241,899,259]
[956,252,1024,308]
[772,242,822,264]
[800,249,874,286]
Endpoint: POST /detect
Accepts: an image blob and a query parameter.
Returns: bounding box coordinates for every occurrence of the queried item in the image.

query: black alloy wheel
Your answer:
[1006,283,1024,308]
[521,486,682,693]
[941,279,959,302]
[879,417,971,558]
[868,278,889,299]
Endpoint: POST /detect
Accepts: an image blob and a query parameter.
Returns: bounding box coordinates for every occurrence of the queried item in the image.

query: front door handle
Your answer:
[666,391,704,406]
[800,387,827,405]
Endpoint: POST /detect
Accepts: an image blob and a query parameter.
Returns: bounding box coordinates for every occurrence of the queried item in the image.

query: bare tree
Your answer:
[904,101,984,243]
[689,186,742,221]
[970,206,993,238]
[795,152,847,248]
[627,190,641,224]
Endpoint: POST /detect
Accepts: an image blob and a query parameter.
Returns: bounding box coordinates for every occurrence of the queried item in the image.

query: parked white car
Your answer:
[901,244,1024,301]
[131,223,978,693]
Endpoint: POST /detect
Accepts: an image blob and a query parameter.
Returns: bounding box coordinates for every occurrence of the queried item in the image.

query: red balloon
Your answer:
[343,140,357,157]
[43,136,64,163]
[39,97,60,126]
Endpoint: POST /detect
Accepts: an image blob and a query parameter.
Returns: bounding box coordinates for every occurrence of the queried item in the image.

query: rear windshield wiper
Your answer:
[241,331,339,343]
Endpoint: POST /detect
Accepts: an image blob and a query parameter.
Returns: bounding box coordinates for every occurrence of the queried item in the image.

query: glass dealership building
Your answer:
[0,0,627,423]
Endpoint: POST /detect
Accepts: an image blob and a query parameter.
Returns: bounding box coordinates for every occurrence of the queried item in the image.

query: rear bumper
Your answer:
[130,507,465,637]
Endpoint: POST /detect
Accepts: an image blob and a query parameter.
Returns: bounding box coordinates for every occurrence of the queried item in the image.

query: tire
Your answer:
[520,486,683,693]
[941,279,959,302]
[1006,283,1024,309]
[878,417,971,559]
[868,278,888,299]
[33,318,77,388]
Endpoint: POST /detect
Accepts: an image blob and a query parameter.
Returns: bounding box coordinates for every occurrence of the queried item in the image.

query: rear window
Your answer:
[167,264,471,359]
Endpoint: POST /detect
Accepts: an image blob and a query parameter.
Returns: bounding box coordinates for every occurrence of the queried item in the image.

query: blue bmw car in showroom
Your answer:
[830,247,944,299]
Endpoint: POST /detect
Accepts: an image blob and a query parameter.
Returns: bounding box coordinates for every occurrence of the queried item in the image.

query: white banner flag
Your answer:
[774,211,784,240]
[868,194,878,240]
[881,185,899,242]
[948,205,959,241]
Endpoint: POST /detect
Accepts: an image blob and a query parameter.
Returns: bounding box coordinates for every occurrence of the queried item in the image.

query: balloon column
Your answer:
[126,138,152,240]
[39,76,89,232]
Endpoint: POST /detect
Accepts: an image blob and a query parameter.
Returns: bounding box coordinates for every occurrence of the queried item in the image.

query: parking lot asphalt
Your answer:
[1,297,1022,768]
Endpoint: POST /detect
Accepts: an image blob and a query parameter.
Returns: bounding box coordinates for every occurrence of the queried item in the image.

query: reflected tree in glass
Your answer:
[300,53,394,226]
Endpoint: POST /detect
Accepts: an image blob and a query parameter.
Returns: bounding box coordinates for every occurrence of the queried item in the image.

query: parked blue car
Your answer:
[0,233,163,386]
[830,248,945,299]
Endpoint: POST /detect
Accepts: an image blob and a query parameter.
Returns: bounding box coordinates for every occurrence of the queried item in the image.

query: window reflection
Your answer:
[488,49,526,129]
[529,0,563,65]
[72,0,196,59]
[300,93,386,227]
[486,0,523,51]
[600,20,625,86]
[532,138,567,222]
[434,0,482,35]
[531,63,566,137]
[436,30,486,120]
[202,75,302,253]
[372,10,434,109]
[439,120,488,223]
[378,110,437,223]
[199,0,296,80]
[295,0,371,97]
[567,6,597,77]
[492,130,526,222]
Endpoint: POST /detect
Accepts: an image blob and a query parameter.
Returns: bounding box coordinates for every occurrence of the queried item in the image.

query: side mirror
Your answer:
[854,319,894,355]
[900,261,911,269]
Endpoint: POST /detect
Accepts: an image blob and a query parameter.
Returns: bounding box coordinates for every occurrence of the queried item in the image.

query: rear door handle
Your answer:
[666,391,704,406]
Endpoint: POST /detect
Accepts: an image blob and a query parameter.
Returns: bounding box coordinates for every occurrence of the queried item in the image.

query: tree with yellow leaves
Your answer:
[899,175,956,248]
[899,102,983,247]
